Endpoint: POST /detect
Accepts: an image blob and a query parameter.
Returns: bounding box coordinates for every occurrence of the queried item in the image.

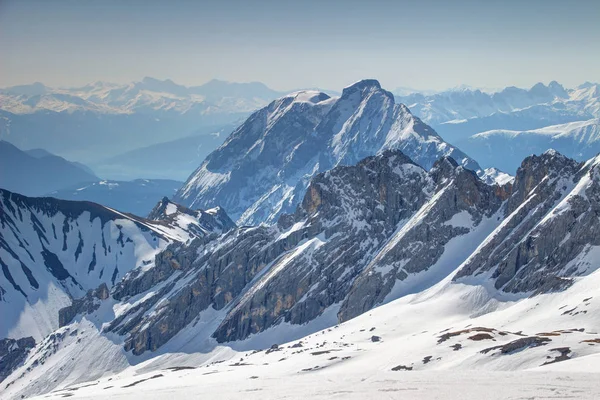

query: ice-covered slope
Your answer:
[175,80,482,225]
[0,191,234,342]
[458,119,600,173]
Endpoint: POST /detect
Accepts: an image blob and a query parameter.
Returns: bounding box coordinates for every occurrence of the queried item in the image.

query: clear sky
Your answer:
[1,0,599,91]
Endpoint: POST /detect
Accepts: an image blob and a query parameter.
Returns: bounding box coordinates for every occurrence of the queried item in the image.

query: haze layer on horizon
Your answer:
[1,0,599,91]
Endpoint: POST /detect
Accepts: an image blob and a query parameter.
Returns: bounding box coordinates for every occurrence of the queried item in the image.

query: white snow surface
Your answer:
[0,192,229,342]
[11,253,600,400]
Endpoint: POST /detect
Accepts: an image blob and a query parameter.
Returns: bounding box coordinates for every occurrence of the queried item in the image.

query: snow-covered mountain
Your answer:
[0,78,281,116]
[397,81,600,174]
[397,81,599,133]
[3,148,600,399]
[458,119,600,173]
[0,79,281,165]
[175,79,483,225]
[0,190,234,344]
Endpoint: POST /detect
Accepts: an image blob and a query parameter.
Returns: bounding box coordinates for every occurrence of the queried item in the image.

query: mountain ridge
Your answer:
[175,79,484,225]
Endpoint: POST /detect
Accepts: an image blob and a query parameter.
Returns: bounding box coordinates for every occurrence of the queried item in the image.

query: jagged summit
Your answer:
[284,90,332,104]
[147,196,236,235]
[175,80,481,225]
[343,78,382,91]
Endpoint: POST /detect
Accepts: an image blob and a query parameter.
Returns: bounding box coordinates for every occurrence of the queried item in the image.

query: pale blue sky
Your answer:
[1,0,599,91]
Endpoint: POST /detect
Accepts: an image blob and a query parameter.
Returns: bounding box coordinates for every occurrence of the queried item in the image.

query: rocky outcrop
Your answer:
[111,149,600,352]
[453,150,600,293]
[338,157,505,322]
[147,197,236,236]
[0,337,35,382]
[108,150,503,351]
[6,144,600,370]
[58,283,109,327]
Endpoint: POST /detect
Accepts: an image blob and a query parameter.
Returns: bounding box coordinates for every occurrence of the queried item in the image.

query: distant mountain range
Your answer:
[90,124,235,181]
[0,78,282,115]
[48,179,183,217]
[0,78,283,164]
[3,78,599,177]
[458,119,600,173]
[396,81,600,173]
[0,141,184,215]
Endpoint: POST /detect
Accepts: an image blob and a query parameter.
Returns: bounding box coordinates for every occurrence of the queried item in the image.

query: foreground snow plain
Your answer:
[25,250,600,399]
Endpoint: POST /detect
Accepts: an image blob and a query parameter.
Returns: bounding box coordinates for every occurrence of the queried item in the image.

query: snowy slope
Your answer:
[175,80,483,225]
[0,190,234,342]
[4,150,600,399]
[458,119,600,173]
[12,227,600,399]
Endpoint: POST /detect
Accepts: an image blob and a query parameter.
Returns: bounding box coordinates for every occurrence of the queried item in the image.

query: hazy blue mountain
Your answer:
[3,82,48,96]
[436,104,591,143]
[397,81,599,143]
[25,148,97,176]
[91,124,235,181]
[395,82,600,173]
[48,179,183,217]
[0,141,97,196]
[189,79,283,101]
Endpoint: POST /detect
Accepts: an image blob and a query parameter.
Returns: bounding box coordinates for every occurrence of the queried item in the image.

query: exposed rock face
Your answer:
[0,337,35,382]
[6,143,600,389]
[338,156,505,322]
[453,150,600,294]
[147,197,236,239]
[105,150,504,351]
[108,149,600,353]
[175,80,482,225]
[58,283,109,327]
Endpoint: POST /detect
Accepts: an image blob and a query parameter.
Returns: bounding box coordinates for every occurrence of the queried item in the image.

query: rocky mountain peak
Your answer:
[429,156,460,183]
[507,149,580,214]
[175,80,481,225]
[339,79,393,104]
[342,78,382,92]
[548,80,568,98]
[147,196,236,234]
[146,196,174,220]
